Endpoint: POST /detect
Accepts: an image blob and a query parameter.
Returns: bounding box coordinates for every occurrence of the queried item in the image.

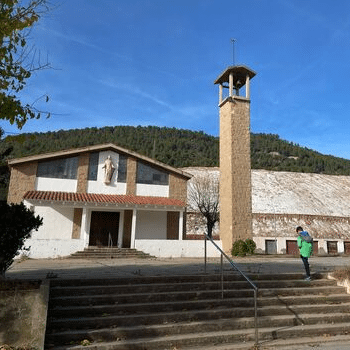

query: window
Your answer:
[88,152,127,182]
[37,157,78,179]
[136,162,169,185]
[88,153,99,180]
[118,154,127,183]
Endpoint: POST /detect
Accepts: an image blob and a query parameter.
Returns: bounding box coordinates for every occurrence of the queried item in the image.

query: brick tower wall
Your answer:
[219,96,253,252]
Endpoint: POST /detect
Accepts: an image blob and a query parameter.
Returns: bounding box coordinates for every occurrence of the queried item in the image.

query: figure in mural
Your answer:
[102,155,115,184]
[296,226,313,281]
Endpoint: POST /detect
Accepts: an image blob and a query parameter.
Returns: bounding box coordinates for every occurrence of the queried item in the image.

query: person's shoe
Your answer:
[304,276,311,281]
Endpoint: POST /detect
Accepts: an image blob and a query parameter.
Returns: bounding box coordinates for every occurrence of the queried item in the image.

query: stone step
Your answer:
[49,272,325,286]
[49,278,337,298]
[45,312,350,346]
[46,321,350,350]
[50,283,350,306]
[49,290,350,318]
[45,273,350,349]
[47,301,350,331]
[69,247,152,259]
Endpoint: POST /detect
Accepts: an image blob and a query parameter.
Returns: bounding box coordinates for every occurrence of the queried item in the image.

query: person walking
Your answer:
[296,226,313,281]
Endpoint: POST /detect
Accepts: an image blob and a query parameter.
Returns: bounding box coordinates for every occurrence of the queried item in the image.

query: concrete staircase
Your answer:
[44,273,350,350]
[69,247,152,259]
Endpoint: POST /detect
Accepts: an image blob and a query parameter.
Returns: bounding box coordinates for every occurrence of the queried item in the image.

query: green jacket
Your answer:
[297,235,313,258]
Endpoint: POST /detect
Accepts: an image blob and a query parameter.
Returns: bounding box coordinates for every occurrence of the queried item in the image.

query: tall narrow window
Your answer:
[118,154,127,183]
[88,152,99,180]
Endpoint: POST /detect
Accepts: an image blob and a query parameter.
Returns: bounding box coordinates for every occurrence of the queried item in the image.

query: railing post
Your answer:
[221,254,224,299]
[203,233,259,346]
[254,288,259,346]
[204,236,207,274]
[108,232,113,259]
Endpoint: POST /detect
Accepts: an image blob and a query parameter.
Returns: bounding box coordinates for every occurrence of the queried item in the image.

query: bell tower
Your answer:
[214,65,256,252]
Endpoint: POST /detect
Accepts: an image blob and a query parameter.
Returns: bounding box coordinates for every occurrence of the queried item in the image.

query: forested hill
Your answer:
[2,125,350,175]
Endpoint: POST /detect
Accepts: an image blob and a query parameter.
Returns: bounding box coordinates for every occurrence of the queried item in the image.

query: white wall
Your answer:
[31,206,74,240]
[135,239,223,258]
[23,238,85,258]
[136,184,169,197]
[22,205,81,258]
[35,177,77,192]
[136,210,167,239]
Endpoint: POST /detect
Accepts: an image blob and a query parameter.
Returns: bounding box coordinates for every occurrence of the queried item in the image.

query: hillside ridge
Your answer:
[1,125,350,175]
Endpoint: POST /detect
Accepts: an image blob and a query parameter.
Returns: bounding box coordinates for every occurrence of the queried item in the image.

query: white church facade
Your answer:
[6,143,222,259]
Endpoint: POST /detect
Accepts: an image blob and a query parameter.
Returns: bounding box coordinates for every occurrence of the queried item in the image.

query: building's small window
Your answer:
[137,161,169,185]
[88,152,99,181]
[37,157,78,179]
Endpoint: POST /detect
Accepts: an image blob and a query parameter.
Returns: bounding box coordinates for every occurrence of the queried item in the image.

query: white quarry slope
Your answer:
[252,170,350,217]
[183,167,350,217]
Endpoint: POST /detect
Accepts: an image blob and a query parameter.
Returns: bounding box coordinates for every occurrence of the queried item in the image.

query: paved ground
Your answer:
[4,255,350,349]
[5,254,350,280]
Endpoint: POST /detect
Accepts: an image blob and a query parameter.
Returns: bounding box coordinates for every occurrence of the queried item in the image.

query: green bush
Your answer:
[245,238,256,255]
[231,240,248,257]
[231,239,256,257]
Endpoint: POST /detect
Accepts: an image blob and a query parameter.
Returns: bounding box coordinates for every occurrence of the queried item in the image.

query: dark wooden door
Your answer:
[345,242,350,254]
[89,211,120,247]
[287,240,318,256]
[327,241,338,254]
[286,240,298,255]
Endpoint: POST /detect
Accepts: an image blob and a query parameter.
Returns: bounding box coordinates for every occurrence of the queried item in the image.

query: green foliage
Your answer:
[0,0,50,129]
[0,202,42,275]
[231,239,256,257]
[250,133,350,175]
[231,240,248,257]
[1,127,350,201]
[245,238,256,255]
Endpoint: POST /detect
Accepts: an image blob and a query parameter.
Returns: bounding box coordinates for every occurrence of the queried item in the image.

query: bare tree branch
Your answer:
[188,170,220,237]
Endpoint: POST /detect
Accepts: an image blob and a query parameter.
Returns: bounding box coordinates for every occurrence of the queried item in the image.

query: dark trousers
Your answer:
[301,256,310,277]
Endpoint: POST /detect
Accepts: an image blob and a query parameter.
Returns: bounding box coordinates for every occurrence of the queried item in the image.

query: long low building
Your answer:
[184,167,350,255]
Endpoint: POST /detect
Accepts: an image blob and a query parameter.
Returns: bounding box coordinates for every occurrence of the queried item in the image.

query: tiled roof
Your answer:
[23,191,186,208]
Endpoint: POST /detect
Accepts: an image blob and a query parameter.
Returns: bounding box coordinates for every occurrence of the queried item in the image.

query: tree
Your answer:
[0,128,12,200]
[0,202,42,276]
[188,170,220,238]
[0,0,50,129]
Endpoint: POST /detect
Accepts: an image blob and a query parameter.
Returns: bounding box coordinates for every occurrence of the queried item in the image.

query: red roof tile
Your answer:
[23,191,186,208]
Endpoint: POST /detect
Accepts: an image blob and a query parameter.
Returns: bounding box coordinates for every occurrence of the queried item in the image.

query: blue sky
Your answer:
[2,0,350,159]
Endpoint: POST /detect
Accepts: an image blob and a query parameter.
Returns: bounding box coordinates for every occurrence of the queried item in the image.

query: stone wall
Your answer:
[169,173,188,202]
[185,211,220,238]
[253,213,350,240]
[126,156,137,195]
[76,152,90,193]
[7,162,38,204]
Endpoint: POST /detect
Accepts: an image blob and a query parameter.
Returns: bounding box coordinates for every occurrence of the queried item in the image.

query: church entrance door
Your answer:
[89,211,120,247]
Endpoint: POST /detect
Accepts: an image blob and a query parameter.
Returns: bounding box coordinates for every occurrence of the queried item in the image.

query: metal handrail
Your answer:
[108,232,113,259]
[108,232,113,248]
[204,234,259,346]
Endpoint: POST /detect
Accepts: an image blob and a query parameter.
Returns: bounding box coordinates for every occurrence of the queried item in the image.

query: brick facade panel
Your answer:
[169,173,187,202]
[7,162,37,204]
